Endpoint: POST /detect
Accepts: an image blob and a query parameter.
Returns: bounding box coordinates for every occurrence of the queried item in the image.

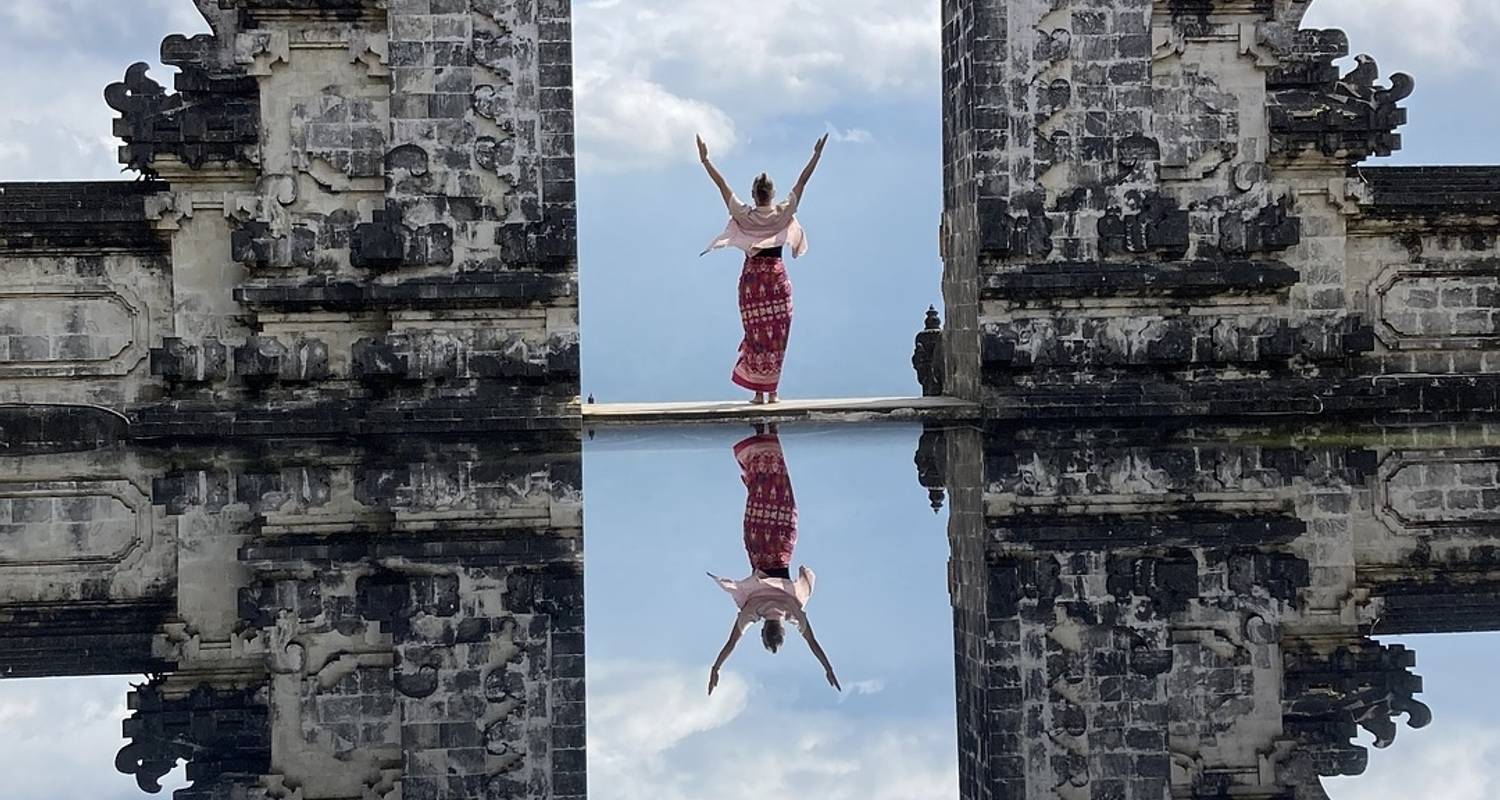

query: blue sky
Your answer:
[1,1,1498,402]
[584,425,956,799]
[2,1,1500,798]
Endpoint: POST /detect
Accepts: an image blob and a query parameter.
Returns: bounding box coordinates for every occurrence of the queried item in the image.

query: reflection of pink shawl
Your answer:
[708,567,816,627]
[701,191,808,258]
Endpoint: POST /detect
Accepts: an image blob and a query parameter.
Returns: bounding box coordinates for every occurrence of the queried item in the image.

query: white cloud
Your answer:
[575,0,939,111]
[575,70,738,174]
[0,2,208,182]
[573,0,938,172]
[0,0,205,45]
[588,661,956,800]
[1323,724,1500,800]
[0,64,130,181]
[0,115,122,182]
[1304,0,1500,76]
[0,676,188,800]
[826,124,874,145]
[588,659,751,771]
[844,678,886,695]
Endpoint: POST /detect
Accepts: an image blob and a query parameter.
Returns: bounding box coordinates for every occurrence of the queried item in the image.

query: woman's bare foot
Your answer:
[767,392,779,404]
[750,392,767,405]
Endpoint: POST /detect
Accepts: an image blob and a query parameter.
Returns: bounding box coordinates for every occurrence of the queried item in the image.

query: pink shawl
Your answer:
[708,566,816,627]
[701,190,808,258]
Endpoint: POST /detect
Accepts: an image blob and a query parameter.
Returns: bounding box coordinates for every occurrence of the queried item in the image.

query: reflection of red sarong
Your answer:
[735,433,797,571]
[733,254,793,393]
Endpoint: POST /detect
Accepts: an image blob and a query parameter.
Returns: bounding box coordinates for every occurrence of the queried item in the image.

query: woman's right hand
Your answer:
[708,667,721,695]
[696,134,710,162]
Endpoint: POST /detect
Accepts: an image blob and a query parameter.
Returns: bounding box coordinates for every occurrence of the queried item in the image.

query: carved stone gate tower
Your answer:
[934,2,1500,798]
[940,0,1500,420]
[0,1,585,798]
[0,0,580,439]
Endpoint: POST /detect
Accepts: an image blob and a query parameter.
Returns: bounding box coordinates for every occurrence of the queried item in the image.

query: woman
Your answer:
[706,426,840,695]
[698,134,828,404]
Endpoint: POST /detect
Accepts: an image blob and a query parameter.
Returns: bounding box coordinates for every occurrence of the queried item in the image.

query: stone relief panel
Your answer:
[1370,263,1500,351]
[1376,451,1500,532]
[0,487,143,565]
[0,289,148,376]
[0,199,172,404]
[0,462,176,608]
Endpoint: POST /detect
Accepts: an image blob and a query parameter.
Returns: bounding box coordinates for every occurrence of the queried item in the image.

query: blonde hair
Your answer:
[752,173,775,206]
[761,619,785,653]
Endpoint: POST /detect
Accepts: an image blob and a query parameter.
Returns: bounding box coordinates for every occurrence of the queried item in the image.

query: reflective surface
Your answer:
[2,423,1499,798]
[586,425,957,800]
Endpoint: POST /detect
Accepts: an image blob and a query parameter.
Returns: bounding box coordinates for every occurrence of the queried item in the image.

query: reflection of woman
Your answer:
[707,426,840,694]
[697,134,828,405]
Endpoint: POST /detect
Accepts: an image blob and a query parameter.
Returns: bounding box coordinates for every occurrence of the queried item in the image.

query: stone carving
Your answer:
[1220,196,1303,255]
[151,337,229,383]
[104,58,259,173]
[350,205,455,269]
[930,425,1487,799]
[8,438,589,798]
[1097,194,1189,257]
[941,0,1496,421]
[116,683,271,796]
[1268,36,1414,162]
[981,310,1374,370]
[913,427,947,512]
[5,0,579,440]
[1283,640,1432,786]
[230,221,316,269]
[233,335,330,384]
[912,306,945,397]
[353,330,579,383]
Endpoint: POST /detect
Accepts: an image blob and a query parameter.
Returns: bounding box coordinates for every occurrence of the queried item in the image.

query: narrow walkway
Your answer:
[582,396,981,426]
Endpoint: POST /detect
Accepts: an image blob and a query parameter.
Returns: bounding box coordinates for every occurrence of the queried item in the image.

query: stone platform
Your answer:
[581,395,981,426]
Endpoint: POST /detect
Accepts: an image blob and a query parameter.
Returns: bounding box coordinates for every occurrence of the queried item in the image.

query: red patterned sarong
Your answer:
[733,254,793,393]
[735,433,798,571]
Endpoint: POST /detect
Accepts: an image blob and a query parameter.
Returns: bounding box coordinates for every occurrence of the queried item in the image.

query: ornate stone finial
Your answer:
[913,306,945,397]
[1268,41,1415,163]
[914,428,948,513]
[104,64,169,174]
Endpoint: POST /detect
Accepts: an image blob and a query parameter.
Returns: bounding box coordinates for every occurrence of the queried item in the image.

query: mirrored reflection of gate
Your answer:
[927,423,1500,800]
[0,437,584,799]
[3,422,1499,798]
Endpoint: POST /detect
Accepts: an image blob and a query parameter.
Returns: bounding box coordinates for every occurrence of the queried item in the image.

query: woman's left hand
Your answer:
[697,134,710,162]
[814,133,829,154]
[825,668,842,691]
[708,667,721,695]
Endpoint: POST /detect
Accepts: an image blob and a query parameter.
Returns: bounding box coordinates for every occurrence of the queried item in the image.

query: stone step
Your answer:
[581,395,981,425]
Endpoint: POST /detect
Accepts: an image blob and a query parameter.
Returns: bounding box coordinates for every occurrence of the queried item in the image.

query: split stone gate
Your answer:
[1,1,1499,799]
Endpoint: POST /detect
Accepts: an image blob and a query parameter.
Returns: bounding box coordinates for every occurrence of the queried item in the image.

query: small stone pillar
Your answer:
[913,426,947,513]
[912,306,945,397]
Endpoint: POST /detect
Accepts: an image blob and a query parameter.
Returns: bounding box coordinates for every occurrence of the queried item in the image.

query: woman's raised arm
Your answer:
[796,610,841,691]
[697,135,736,211]
[791,134,830,201]
[708,616,745,695]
